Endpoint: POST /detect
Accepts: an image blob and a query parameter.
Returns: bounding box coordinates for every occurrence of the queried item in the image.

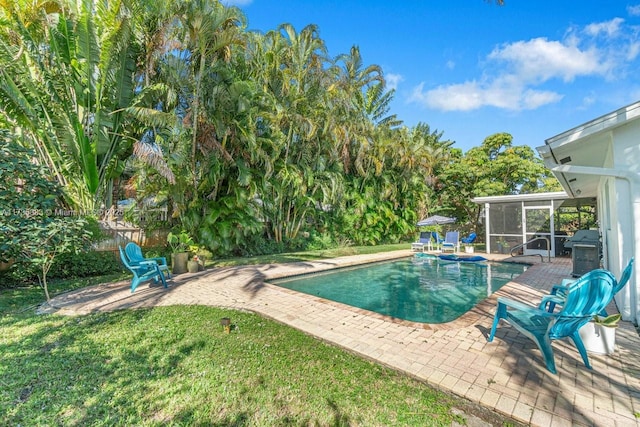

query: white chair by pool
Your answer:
[441,231,460,253]
[411,232,433,252]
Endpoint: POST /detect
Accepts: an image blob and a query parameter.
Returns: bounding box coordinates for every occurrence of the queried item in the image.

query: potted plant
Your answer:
[578,313,621,355]
[167,230,194,274]
[187,255,201,273]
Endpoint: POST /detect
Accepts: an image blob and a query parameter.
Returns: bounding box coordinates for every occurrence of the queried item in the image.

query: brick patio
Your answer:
[47,250,640,426]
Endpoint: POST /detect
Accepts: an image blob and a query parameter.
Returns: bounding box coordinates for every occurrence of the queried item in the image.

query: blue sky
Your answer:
[227,0,640,153]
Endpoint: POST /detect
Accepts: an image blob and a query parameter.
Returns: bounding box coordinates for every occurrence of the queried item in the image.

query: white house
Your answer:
[537,100,640,325]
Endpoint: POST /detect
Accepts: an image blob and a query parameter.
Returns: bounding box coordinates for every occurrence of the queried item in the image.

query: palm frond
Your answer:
[133,139,175,184]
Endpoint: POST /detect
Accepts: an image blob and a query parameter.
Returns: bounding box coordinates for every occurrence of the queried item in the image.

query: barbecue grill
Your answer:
[564,230,601,277]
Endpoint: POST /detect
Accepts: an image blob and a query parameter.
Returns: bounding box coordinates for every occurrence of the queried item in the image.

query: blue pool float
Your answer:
[437,254,487,263]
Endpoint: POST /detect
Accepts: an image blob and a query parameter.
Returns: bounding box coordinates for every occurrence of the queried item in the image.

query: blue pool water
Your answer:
[271,257,527,323]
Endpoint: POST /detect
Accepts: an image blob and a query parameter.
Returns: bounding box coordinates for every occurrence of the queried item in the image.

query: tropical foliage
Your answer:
[437,132,560,226]
[0,0,176,210]
[0,136,91,300]
[0,0,558,257]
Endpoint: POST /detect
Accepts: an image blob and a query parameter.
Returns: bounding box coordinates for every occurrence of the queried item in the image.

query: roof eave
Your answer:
[542,100,640,149]
[472,191,569,204]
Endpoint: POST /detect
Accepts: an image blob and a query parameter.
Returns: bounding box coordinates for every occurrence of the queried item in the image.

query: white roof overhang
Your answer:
[472,191,569,204]
[536,101,640,198]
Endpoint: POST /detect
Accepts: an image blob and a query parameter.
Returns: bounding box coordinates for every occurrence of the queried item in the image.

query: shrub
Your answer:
[139,245,171,260]
[0,250,123,288]
[304,232,336,251]
[235,233,287,257]
[84,216,107,243]
[51,251,123,279]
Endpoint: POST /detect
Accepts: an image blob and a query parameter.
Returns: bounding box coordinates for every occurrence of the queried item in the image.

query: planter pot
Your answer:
[187,260,200,273]
[171,252,189,274]
[579,322,616,354]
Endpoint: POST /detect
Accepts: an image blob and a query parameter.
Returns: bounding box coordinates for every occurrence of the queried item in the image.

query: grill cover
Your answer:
[564,230,599,249]
[567,230,601,276]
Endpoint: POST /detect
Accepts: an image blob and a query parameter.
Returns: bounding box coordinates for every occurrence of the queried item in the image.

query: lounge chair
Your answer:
[430,232,444,251]
[540,258,633,314]
[488,269,616,374]
[461,232,477,244]
[412,232,433,252]
[119,246,168,293]
[125,242,171,279]
[440,231,460,253]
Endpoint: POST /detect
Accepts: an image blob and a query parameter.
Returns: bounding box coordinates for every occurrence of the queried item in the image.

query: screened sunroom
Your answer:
[472,191,597,258]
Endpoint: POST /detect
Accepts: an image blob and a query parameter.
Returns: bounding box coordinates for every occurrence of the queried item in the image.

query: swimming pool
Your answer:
[270,257,527,323]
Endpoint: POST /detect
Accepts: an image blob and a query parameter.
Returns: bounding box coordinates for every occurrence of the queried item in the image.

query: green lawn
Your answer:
[0,246,517,426]
[205,243,410,267]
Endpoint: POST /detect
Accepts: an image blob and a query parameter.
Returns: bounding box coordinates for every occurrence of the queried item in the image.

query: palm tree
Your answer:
[328,46,384,174]
[0,0,173,210]
[176,0,245,178]
[363,82,402,129]
[245,24,336,242]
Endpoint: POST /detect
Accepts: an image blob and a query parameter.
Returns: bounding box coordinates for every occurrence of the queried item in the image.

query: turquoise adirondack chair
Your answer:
[488,269,616,374]
[125,242,171,279]
[540,258,633,315]
[119,246,168,293]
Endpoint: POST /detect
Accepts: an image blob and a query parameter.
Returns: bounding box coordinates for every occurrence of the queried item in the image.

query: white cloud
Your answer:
[409,79,562,112]
[627,42,640,61]
[627,5,640,16]
[409,18,636,112]
[584,17,624,38]
[580,94,596,109]
[385,73,403,91]
[410,81,483,111]
[488,38,608,83]
[519,89,564,110]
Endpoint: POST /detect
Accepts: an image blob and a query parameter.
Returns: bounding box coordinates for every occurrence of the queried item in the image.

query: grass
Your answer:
[1,245,518,426]
[205,243,409,268]
[0,273,128,314]
[1,306,466,426]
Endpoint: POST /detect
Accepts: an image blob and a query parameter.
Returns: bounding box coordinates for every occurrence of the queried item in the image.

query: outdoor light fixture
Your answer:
[220,317,231,333]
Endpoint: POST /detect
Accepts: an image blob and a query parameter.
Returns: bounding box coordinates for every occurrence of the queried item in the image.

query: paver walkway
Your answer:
[48,250,640,426]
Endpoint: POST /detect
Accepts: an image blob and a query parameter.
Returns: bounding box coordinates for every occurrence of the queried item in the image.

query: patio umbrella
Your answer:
[416,215,456,226]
